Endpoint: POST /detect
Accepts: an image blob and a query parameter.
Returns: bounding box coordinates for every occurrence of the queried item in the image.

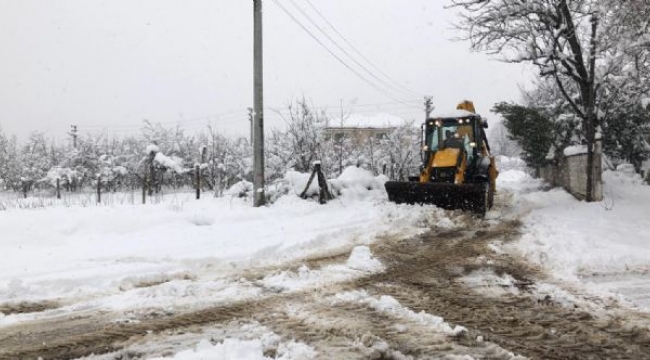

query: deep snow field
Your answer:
[1,159,649,359]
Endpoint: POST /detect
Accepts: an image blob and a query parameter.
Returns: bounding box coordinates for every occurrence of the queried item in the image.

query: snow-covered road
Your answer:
[1,162,650,359]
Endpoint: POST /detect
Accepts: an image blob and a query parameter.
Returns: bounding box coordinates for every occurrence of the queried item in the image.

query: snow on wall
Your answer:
[563,145,588,157]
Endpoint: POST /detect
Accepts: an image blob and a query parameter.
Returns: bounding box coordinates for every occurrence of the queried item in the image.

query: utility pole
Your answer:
[338,99,345,175]
[247,107,254,146]
[70,125,78,149]
[253,0,266,206]
[424,96,434,119]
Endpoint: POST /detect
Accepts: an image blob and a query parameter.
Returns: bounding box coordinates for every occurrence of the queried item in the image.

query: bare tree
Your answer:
[451,0,650,201]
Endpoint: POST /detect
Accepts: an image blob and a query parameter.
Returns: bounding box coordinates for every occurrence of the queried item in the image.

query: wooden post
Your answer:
[315,163,331,204]
[148,151,156,197]
[96,175,101,204]
[56,178,61,199]
[142,173,146,205]
[195,164,201,200]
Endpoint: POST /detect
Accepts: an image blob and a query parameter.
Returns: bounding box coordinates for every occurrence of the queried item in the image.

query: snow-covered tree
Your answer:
[602,103,650,173]
[451,0,650,200]
[0,127,21,190]
[376,121,420,181]
[493,100,579,174]
[267,98,327,175]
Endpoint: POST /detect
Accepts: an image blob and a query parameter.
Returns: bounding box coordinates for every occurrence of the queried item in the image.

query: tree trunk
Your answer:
[195,165,201,200]
[96,176,101,204]
[148,152,155,197]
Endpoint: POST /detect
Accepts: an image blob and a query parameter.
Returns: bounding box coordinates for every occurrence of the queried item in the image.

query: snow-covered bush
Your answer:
[225,180,253,198]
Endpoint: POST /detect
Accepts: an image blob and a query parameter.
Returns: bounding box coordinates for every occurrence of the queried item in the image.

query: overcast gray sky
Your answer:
[0,0,532,140]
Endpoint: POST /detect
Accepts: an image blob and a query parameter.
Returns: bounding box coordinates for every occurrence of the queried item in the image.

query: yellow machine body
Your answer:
[385,101,498,215]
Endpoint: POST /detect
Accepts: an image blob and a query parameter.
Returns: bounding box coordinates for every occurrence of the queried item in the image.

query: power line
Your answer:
[301,0,423,97]
[285,0,415,99]
[77,99,422,134]
[80,109,249,130]
[271,0,410,104]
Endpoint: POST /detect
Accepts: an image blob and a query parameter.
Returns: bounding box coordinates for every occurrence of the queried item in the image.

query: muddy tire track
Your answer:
[365,219,650,359]
[2,215,650,359]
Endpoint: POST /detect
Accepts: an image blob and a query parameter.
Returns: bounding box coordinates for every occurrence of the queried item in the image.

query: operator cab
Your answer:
[423,115,485,163]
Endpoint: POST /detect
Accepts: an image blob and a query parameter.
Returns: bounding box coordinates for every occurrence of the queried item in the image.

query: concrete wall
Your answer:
[540,141,603,201]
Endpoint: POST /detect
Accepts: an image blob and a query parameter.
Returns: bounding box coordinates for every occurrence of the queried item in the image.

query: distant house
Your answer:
[324,113,406,143]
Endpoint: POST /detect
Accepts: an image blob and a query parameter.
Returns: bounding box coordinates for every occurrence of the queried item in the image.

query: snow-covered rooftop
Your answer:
[328,113,406,129]
[429,109,477,119]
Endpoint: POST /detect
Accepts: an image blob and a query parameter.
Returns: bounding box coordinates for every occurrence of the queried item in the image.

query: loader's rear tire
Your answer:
[488,181,495,210]
[475,182,492,217]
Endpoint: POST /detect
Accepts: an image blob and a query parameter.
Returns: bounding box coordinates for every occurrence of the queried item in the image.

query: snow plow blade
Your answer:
[385,181,487,213]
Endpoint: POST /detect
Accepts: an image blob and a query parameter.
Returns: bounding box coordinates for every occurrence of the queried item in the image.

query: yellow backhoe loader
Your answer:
[385,101,498,215]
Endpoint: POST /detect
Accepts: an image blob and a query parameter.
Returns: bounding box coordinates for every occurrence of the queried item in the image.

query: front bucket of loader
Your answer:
[384,181,488,213]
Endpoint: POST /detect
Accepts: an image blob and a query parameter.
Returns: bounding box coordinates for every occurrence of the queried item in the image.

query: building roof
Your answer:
[327,113,406,129]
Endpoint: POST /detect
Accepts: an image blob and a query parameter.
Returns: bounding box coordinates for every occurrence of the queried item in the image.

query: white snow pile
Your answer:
[329,167,388,199]
[506,165,650,284]
[225,180,254,197]
[495,156,543,196]
[279,166,387,202]
[149,338,316,360]
[281,170,318,197]
[346,245,384,272]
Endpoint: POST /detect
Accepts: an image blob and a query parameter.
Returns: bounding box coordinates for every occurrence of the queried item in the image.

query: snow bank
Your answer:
[149,338,315,360]
[0,181,435,313]
[282,170,318,197]
[329,167,387,200]
[508,166,650,283]
[279,166,387,202]
[496,167,544,196]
